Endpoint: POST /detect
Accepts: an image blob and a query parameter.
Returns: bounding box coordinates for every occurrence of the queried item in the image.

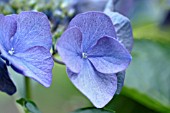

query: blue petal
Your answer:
[0,14,17,51]
[68,11,117,52]
[57,27,83,73]
[67,60,117,108]
[116,71,125,94]
[10,11,52,53]
[1,46,53,87]
[88,36,132,74]
[0,59,16,95]
[105,12,133,52]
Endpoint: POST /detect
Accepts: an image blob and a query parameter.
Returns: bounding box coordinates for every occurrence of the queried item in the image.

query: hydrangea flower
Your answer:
[57,11,133,108]
[0,11,54,95]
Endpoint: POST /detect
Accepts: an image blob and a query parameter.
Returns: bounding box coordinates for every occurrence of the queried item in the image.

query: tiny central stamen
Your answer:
[82,52,87,59]
[8,48,14,55]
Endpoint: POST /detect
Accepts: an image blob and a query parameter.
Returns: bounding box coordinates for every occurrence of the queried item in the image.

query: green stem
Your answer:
[25,77,31,99]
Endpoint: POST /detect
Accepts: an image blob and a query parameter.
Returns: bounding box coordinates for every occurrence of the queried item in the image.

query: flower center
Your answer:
[8,48,14,55]
[82,52,87,59]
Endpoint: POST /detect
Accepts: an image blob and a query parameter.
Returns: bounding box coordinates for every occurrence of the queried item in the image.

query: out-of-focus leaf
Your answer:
[123,39,170,113]
[131,0,165,26]
[16,98,41,113]
[70,108,115,113]
[106,94,159,113]
[115,0,166,27]
[133,24,170,43]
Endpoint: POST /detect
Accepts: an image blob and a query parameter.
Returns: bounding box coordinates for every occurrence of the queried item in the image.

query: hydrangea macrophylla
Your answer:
[0,11,54,94]
[57,12,132,108]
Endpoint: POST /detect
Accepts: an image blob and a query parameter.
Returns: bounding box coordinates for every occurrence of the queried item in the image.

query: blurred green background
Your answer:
[0,0,170,113]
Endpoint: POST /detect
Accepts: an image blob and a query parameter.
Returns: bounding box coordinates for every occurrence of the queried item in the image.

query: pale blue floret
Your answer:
[0,11,54,95]
[57,11,133,108]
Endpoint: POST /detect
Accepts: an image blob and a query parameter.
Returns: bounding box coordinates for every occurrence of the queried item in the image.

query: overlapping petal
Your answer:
[0,59,16,95]
[10,11,52,53]
[0,14,17,50]
[105,12,133,52]
[68,11,117,51]
[1,46,53,87]
[88,36,132,74]
[67,60,117,108]
[57,27,83,73]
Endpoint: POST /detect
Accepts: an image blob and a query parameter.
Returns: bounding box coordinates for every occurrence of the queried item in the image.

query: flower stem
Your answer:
[25,77,31,99]
[52,49,65,65]
[53,57,65,65]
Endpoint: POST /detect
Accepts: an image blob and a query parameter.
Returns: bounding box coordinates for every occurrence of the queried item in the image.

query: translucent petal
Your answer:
[67,60,117,108]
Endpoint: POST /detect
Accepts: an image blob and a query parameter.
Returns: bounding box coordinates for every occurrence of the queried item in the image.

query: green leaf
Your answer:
[133,24,170,43]
[123,39,170,113]
[70,108,115,113]
[16,98,41,113]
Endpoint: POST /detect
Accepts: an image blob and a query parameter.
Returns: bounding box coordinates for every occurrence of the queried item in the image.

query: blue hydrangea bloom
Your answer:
[57,12,132,108]
[0,11,54,94]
